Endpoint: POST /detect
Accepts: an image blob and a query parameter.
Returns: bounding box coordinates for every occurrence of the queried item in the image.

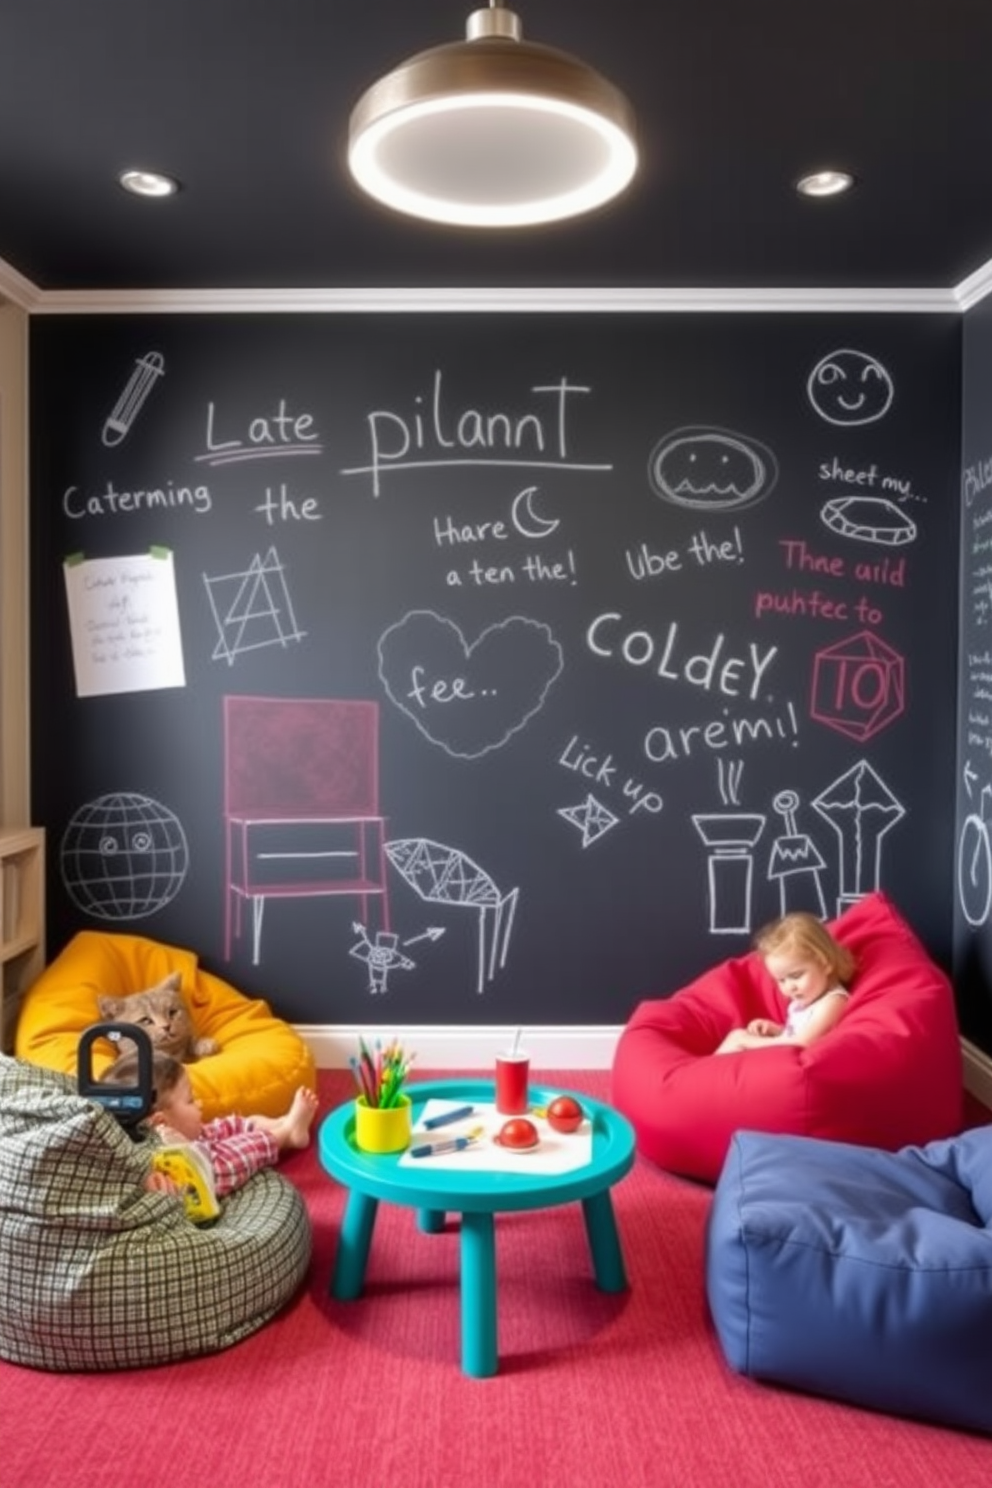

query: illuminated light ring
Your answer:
[648,427,779,512]
[820,495,918,547]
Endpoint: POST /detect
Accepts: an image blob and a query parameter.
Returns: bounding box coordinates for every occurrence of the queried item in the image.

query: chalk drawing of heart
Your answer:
[377,610,564,759]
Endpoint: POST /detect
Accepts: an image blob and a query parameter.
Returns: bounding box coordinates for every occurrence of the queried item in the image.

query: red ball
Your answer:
[498,1117,540,1149]
[546,1095,584,1133]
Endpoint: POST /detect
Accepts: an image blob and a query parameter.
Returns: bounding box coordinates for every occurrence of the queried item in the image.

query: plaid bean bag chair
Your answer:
[0,1055,311,1371]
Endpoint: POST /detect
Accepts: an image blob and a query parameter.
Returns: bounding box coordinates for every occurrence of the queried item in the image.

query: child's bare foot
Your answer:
[282,1086,319,1149]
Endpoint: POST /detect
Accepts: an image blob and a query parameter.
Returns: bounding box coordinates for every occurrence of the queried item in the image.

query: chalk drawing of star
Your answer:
[557,794,620,848]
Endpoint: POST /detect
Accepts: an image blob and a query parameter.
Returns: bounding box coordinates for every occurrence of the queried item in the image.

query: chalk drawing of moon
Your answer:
[511,486,560,539]
[807,349,894,426]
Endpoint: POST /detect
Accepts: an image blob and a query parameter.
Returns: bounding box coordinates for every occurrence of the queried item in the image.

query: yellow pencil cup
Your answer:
[354,1093,412,1154]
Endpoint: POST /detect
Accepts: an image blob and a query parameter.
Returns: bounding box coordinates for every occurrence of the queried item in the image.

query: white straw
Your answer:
[511,1027,522,1056]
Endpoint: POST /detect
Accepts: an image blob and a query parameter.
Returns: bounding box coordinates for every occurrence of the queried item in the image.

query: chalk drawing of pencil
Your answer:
[102,351,165,446]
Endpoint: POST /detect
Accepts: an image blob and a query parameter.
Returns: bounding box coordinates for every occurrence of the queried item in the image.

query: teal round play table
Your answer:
[319,1078,635,1377]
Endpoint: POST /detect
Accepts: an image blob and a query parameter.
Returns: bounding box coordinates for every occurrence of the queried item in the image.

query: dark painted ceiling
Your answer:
[1,0,990,294]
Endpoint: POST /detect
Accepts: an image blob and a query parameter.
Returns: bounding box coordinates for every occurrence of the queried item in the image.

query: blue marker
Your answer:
[409,1132,480,1159]
[422,1103,474,1130]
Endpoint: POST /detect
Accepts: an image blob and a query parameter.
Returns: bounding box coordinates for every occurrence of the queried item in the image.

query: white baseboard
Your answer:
[296,1024,623,1071]
[961,1038,992,1112]
[299,1025,992,1113]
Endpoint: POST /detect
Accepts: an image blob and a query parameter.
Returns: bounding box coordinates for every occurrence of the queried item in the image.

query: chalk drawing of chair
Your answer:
[224,695,389,964]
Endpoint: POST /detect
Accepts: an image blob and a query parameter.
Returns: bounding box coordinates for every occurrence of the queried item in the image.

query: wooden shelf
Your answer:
[0,826,45,1052]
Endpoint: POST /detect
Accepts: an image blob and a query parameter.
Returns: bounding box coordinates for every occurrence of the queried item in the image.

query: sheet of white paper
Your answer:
[63,550,186,697]
[399,1097,592,1175]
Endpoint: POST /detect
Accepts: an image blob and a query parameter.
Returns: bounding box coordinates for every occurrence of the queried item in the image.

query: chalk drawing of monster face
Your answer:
[807,349,894,426]
[648,426,778,511]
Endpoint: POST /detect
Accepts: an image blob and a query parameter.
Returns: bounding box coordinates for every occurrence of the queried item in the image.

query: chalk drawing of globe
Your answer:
[60,792,189,920]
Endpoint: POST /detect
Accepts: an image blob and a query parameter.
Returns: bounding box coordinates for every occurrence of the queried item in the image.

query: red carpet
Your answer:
[4,1070,992,1488]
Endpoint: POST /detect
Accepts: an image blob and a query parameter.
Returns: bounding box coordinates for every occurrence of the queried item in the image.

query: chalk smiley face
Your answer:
[807,349,894,426]
[648,427,778,511]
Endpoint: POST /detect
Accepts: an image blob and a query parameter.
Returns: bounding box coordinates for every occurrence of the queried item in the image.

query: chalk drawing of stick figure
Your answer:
[349,925,414,995]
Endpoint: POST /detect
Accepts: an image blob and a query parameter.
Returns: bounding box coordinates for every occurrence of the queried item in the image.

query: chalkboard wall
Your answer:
[30,312,961,1027]
[956,295,992,1048]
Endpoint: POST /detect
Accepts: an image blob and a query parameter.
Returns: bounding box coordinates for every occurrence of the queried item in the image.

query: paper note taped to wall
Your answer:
[63,549,186,697]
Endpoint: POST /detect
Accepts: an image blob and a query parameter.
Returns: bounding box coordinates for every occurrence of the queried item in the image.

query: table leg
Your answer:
[460,1210,498,1378]
[582,1188,628,1293]
[418,1208,446,1233]
[332,1190,379,1301]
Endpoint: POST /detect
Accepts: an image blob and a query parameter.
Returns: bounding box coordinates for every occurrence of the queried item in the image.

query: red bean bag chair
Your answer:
[611,892,964,1183]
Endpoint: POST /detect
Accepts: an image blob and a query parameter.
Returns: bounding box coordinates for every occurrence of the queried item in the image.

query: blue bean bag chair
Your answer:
[705,1127,992,1434]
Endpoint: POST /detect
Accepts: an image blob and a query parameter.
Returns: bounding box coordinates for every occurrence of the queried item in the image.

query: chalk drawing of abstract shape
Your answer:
[766,790,827,917]
[61,791,188,920]
[648,427,778,512]
[717,757,744,807]
[558,794,619,847]
[692,813,766,934]
[378,610,563,759]
[204,546,305,665]
[386,837,518,994]
[820,495,918,547]
[958,782,992,928]
[812,759,905,914]
[807,349,894,426]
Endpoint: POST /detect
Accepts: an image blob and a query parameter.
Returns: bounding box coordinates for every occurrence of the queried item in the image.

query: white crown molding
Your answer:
[0,274,959,316]
[296,1023,623,1071]
[0,257,41,311]
[955,256,992,311]
[8,246,992,314]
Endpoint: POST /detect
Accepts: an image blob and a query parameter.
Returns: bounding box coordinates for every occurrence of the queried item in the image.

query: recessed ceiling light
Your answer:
[118,170,179,199]
[795,169,854,199]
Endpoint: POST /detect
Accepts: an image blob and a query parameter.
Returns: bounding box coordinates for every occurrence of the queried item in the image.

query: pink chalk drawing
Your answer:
[810,630,905,742]
[223,695,389,964]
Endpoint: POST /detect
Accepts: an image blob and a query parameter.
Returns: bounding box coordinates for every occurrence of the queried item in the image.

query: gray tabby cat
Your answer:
[98,972,219,1061]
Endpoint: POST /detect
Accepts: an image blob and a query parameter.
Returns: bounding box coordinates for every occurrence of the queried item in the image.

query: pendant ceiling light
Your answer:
[347,3,638,228]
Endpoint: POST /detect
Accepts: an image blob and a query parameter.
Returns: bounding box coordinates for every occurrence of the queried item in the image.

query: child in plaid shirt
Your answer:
[100,1050,318,1197]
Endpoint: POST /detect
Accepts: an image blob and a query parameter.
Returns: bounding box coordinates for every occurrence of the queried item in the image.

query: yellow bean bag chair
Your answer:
[15,930,315,1121]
